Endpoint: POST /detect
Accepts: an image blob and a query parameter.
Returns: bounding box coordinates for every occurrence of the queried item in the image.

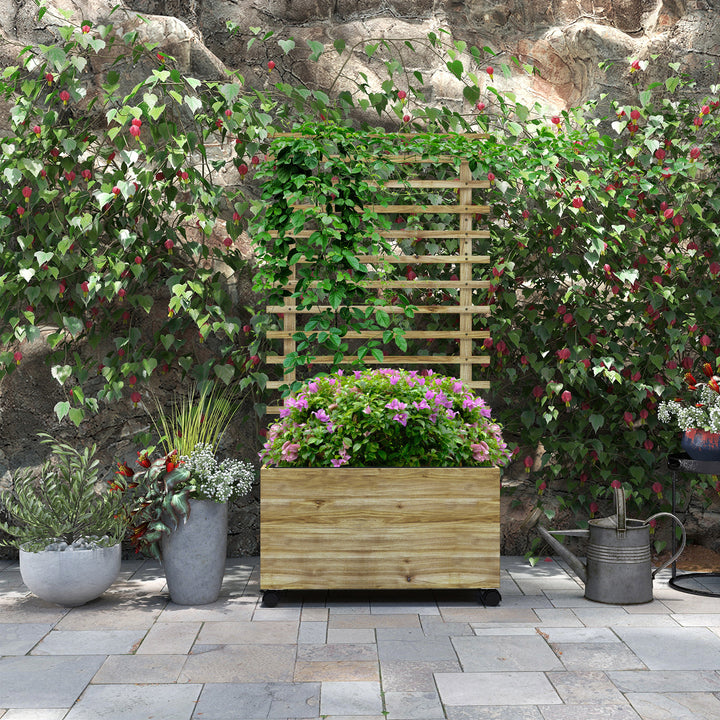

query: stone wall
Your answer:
[2,0,720,557]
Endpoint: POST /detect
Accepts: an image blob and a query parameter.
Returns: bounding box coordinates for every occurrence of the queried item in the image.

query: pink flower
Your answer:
[701,334,712,347]
[556,348,571,362]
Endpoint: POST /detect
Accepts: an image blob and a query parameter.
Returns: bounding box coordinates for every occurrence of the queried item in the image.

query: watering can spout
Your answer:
[537,525,588,583]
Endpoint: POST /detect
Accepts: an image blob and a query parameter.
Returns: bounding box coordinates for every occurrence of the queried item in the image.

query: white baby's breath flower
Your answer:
[180,443,255,502]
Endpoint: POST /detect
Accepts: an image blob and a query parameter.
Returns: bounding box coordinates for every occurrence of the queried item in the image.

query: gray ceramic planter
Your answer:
[19,542,121,607]
[161,498,228,605]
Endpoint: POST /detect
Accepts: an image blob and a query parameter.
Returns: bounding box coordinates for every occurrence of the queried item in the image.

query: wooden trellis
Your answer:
[263,139,494,413]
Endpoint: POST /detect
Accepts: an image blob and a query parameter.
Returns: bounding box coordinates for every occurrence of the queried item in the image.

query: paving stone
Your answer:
[552,642,646,671]
[63,683,201,720]
[659,596,720,614]
[193,681,320,719]
[498,595,556,610]
[625,691,720,719]
[621,600,673,615]
[543,591,604,609]
[158,598,255,622]
[0,655,104,707]
[297,643,377,662]
[370,601,440,616]
[672,613,720,626]
[31,630,145,655]
[375,627,427,642]
[179,644,296,683]
[571,608,681,627]
[293,661,380,682]
[0,598,68,625]
[537,705,641,719]
[615,626,720,670]
[473,626,538,636]
[445,708,543,720]
[420,617,474,636]
[0,623,52,655]
[327,602,371,615]
[135,621,201,654]
[608,670,720,693]
[379,660,461,692]
[298,620,327,644]
[329,614,421,629]
[53,596,165,630]
[90,654,186,683]
[546,671,628,704]
[452,635,563,671]
[435,672,562,706]
[196,620,298,644]
[377,636,457,663]
[539,627,620,644]
[1,710,69,720]
[439,607,541,624]
[319,681,383,716]
[252,606,303,622]
[327,628,376,644]
[532,609,585,627]
[383,690,445,719]
[300,607,329,621]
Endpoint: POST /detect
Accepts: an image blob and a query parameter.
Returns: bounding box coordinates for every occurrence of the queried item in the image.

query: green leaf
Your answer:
[51,365,73,385]
[278,38,295,54]
[375,308,390,328]
[214,363,235,385]
[589,414,605,433]
[306,40,324,62]
[184,95,202,114]
[446,59,464,79]
[334,39,346,53]
[68,407,84,427]
[63,317,84,337]
[54,401,70,422]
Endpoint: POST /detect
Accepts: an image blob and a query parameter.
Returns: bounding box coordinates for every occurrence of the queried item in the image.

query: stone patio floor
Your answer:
[1,555,720,719]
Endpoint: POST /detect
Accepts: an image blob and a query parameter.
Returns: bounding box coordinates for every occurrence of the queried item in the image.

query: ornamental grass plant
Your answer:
[260,368,511,468]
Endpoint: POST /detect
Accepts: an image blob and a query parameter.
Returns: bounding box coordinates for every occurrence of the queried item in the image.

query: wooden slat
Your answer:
[377,179,490,189]
[266,304,491,315]
[260,467,500,590]
[263,354,491,365]
[282,280,491,290]
[269,230,491,239]
[265,330,490,340]
[291,203,490,214]
[458,161,474,385]
[353,255,489,264]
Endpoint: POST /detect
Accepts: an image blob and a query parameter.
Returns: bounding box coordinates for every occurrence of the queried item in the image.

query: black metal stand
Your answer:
[667,453,720,597]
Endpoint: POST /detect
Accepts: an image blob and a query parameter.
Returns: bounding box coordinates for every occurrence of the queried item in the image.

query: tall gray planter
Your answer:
[161,498,228,605]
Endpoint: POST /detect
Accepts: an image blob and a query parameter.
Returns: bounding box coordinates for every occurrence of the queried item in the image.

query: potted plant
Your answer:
[259,368,511,605]
[658,362,720,460]
[0,434,127,606]
[116,383,255,604]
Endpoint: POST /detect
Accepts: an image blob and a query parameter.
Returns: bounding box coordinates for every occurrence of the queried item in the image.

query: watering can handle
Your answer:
[615,485,627,537]
[646,512,687,578]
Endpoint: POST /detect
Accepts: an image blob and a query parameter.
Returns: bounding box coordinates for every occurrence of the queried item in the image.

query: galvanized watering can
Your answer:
[537,487,686,604]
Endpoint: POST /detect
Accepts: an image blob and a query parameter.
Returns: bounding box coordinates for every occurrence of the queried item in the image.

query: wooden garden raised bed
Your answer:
[260,466,500,601]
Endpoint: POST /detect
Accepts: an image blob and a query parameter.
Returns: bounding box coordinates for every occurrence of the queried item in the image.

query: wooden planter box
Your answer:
[260,466,500,592]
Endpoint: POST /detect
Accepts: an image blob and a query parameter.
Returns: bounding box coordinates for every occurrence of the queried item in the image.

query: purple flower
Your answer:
[413,399,430,410]
[314,408,331,423]
[385,398,407,411]
[470,441,489,461]
[363,406,372,414]
[281,441,300,462]
[307,381,319,393]
[393,412,408,426]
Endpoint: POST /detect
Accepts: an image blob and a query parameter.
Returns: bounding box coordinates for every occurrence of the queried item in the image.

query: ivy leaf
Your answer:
[306,40,324,62]
[214,363,235,385]
[278,38,295,54]
[589,414,605,433]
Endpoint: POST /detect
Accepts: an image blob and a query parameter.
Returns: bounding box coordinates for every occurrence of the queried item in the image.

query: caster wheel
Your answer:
[480,589,502,607]
[262,590,281,608]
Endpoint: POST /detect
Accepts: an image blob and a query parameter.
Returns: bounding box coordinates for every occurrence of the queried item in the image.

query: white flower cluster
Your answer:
[659,384,720,433]
[180,443,255,502]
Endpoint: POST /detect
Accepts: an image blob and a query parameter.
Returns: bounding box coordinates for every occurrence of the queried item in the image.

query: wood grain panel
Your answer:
[260,467,500,590]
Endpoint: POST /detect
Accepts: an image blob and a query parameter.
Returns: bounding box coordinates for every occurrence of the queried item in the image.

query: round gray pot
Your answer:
[19,542,121,607]
[161,498,228,605]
